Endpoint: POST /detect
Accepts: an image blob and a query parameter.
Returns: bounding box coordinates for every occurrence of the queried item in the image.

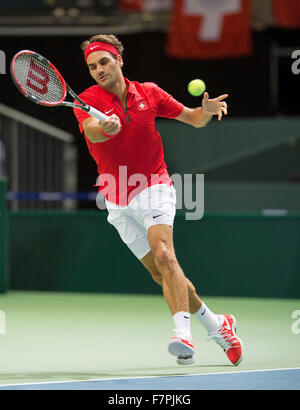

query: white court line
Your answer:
[0,367,299,388]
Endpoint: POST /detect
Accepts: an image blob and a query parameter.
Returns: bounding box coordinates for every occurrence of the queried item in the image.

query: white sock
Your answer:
[173,311,192,339]
[193,302,221,333]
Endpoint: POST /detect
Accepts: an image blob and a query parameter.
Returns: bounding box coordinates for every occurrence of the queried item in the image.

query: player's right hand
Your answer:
[99,114,121,135]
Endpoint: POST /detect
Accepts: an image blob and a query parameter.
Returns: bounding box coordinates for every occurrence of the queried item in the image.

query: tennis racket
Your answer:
[10,49,109,121]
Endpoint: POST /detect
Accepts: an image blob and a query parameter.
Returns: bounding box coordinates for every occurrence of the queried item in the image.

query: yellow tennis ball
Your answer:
[188,79,206,97]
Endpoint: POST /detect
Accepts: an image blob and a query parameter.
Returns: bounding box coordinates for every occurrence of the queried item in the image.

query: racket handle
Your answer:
[88,106,109,121]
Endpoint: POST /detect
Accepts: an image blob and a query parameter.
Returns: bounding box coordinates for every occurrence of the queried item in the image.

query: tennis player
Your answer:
[73,34,244,366]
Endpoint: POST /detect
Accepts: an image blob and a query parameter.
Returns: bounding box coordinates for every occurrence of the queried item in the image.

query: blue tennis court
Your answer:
[0,368,299,390]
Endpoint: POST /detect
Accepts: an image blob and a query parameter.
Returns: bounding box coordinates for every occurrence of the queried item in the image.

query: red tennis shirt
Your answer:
[73,78,184,206]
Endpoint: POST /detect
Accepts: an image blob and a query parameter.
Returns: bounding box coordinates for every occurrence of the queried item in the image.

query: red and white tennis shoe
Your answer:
[168,336,195,365]
[207,314,244,366]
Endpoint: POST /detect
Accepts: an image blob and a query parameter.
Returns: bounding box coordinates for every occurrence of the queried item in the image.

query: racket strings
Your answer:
[14,54,65,104]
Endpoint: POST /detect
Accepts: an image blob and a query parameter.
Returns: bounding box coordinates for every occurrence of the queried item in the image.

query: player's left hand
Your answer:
[202,92,228,121]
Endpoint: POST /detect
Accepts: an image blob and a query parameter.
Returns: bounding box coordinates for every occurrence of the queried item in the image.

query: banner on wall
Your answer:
[120,0,171,12]
[166,0,252,59]
[272,0,300,28]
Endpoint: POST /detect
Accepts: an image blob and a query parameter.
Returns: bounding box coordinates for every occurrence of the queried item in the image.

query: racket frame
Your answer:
[10,49,109,121]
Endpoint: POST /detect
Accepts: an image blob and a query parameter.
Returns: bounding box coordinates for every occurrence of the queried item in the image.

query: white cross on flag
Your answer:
[166,0,252,59]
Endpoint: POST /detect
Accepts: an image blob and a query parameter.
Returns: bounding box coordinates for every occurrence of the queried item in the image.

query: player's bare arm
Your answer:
[176,92,228,128]
[82,114,121,143]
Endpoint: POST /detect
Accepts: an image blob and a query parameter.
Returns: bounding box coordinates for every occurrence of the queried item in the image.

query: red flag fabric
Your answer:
[272,0,300,28]
[166,0,252,59]
[120,0,171,12]
[120,0,142,11]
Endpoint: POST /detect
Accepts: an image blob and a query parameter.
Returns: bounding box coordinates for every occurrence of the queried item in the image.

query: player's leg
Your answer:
[140,249,203,314]
[141,247,221,334]
[147,224,189,315]
[140,248,244,366]
[145,223,194,359]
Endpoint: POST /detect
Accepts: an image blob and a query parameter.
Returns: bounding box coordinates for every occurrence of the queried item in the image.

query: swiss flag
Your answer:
[166,0,252,59]
[272,0,300,29]
[120,0,171,12]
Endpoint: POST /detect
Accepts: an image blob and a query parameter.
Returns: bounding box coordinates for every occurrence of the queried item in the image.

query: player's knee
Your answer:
[151,271,162,286]
[153,246,177,275]
[187,282,197,300]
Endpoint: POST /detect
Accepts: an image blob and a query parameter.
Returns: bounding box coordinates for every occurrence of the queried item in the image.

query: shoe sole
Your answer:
[229,314,244,366]
[168,339,194,357]
[177,355,195,365]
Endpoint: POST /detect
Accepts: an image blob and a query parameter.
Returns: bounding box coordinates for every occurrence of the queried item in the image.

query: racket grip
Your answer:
[88,106,109,121]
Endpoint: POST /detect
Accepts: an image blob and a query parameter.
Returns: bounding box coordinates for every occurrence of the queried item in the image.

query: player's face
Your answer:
[86,50,123,89]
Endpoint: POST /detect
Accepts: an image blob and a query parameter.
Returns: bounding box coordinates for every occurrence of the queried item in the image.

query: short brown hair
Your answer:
[81,34,124,57]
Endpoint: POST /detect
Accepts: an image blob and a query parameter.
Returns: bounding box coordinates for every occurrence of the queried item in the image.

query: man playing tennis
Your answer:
[73,34,244,366]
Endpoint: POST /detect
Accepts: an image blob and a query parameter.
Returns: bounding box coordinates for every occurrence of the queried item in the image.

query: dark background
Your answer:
[1,28,299,194]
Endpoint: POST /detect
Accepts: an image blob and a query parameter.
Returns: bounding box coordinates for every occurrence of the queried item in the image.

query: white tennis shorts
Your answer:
[105,184,177,260]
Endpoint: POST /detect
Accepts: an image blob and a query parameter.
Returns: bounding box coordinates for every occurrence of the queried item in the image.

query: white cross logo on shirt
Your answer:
[139,103,145,109]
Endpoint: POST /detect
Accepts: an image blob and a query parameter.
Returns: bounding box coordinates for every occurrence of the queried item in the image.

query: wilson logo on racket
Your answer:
[26,59,49,95]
